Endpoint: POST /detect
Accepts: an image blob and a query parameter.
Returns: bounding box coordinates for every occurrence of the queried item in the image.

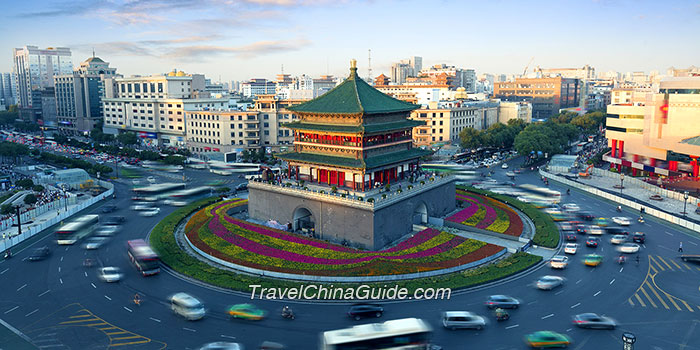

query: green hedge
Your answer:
[149,198,542,294]
[458,185,560,248]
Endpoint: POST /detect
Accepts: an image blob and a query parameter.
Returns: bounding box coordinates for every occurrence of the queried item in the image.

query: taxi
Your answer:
[583,254,603,267]
[525,331,571,348]
[227,304,266,320]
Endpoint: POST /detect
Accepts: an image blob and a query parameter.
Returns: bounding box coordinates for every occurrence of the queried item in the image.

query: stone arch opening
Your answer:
[413,202,428,224]
[293,207,315,233]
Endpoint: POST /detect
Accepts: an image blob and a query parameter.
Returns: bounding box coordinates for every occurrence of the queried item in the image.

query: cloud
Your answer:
[167,38,311,59]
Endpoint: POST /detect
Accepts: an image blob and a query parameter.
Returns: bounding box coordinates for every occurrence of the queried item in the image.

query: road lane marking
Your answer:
[104,295,111,301]
[639,286,657,308]
[555,290,564,295]
[541,314,554,319]
[38,290,50,297]
[60,256,63,262]
[649,256,664,272]
[183,327,196,332]
[25,309,38,317]
[4,306,19,314]
[65,247,69,251]
[665,231,673,236]
[84,272,88,277]
[505,324,519,329]
[628,299,634,306]
[571,303,581,308]
[666,258,682,270]
[58,267,61,273]
[0,268,7,274]
[594,291,601,296]
[149,317,161,323]
[16,284,27,291]
[645,280,670,309]
[689,241,698,246]
[620,267,624,273]
[610,279,615,285]
[527,301,538,305]
[634,293,646,307]
[221,335,236,340]
[91,283,96,289]
[59,278,63,284]
[655,256,674,271]
[123,307,132,312]
[566,328,572,332]
[576,279,582,284]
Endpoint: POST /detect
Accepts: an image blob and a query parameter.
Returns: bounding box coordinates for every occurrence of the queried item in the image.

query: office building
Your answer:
[410,100,499,146]
[420,64,476,93]
[390,56,422,85]
[497,101,532,124]
[241,79,276,98]
[54,56,118,135]
[534,65,596,80]
[604,78,700,178]
[493,76,581,119]
[0,73,17,107]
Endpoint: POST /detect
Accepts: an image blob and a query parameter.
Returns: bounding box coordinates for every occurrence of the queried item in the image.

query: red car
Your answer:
[586,237,600,248]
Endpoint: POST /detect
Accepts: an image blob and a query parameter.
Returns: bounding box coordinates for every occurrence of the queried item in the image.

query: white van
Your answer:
[170,293,206,321]
[442,311,486,330]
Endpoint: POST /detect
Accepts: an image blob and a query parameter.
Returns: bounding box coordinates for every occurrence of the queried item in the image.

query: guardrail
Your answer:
[541,169,700,235]
[0,180,114,252]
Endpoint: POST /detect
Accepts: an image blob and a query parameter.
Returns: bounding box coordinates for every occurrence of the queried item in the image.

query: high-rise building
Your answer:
[410,100,500,146]
[493,76,581,119]
[0,73,16,108]
[390,56,422,85]
[54,56,118,136]
[13,46,72,127]
[534,65,596,80]
[419,64,476,93]
[241,79,276,98]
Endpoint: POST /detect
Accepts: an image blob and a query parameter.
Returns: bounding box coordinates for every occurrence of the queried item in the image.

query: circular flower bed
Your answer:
[185,199,504,277]
[447,190,524,237]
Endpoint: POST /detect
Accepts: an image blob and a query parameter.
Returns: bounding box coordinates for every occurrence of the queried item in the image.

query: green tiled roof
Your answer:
[286,66,420,115]
[681,135,700,146]
[283,120,426,134]
[276,148,433,170]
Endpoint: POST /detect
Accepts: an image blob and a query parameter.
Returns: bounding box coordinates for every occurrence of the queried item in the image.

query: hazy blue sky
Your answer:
[1,0,698,81]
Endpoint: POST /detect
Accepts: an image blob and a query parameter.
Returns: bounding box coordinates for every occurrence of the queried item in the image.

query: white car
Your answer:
[617,243,640,254]
[147,176,157,184]
[562,203,580,212]
[587,225,604,235]
[549,255,569,269]
[501,163,509,169]
[95,225,119,237]
[564,243,578,255]
[536,275,565,290]
[98,267,122,282]
[140,208,161,217]
[83,236,109,250]
[610,234,627,245]
[612,217,631,226]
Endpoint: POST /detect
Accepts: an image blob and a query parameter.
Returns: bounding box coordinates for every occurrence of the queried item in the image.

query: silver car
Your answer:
[610,235,627,245]
[572,313,616,329]
[617,243,640,254]
[536,275,565,290]
[442,311,486,330]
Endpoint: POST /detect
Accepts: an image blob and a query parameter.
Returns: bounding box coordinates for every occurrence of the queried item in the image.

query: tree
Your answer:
[458,127,483,150]
[23,194,37,205]
[16,178,34,189]
[0,204,13,215]
[140,150,160,161]
[163,155,185,166]
[32,185,45,192]
[256,147,267,163]
[117,132,138,145]
[216,187,230,193]
[53,134,69,145]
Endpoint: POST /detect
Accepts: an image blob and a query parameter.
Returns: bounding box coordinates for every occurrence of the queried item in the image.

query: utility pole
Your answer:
[367,49,372,83]
[14,205,22,237]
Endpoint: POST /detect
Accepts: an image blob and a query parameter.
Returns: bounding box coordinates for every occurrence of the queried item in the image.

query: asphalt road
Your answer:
[1,165,699,349]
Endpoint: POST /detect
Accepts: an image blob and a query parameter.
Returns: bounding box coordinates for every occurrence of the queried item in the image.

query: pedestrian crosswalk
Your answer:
[628,255,698,312]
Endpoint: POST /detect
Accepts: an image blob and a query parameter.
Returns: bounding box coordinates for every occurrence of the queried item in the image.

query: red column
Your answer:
[650,158,656,167]
[669,161,678,172]
[296,166,299,181]
[632,154,639,176]
[692,158,699,179]
[618,141,624,158]
[611,140,618,157]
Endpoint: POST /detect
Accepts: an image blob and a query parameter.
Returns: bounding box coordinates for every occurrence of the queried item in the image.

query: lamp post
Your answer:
[622,332,636,350]
[683,191,689,216]
[61,184,68,211]
[620,173,625,195]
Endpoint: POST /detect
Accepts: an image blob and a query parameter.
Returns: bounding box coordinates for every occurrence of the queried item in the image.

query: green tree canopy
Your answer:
[24,193,37,205]
[458,127,484,150]
[117,132,138,145]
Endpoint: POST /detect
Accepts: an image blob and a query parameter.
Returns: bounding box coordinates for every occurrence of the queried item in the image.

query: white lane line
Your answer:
[566,328,573,332]
[84,272,87,277]
[221,335,236,340]
[91,283,96,289]
[505,324,520,329]
[619,267,624,273]
[38,290,50,297]
[25,309,39,317]
[123,307,132,313]
[59,278,63,284]
[527,301,538,305]
[60,256,63,262]
[104,295,111,301]
[571,303,581,309]
[555,290,565,295]
[576,279,582,284]
[16,284,27,292]
[4,306,19,314]
[149,317,161,323]
[644,223,651,227]
[541,314,555,319]
[689,241,698,246]
[594,291,601,297]
[0,268,8,274]
[64,247,69,251]
[183,327,196,332]
[610,279,615,285]
[58,267,61,273]
[665,231,674,236]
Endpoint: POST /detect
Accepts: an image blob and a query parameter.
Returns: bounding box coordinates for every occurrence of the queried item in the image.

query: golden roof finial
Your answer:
[350,59,357,69]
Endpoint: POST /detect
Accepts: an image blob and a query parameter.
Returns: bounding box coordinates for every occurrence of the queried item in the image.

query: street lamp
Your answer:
[622,332,636,350]
[620,173,625,195]
[683,191,689,216]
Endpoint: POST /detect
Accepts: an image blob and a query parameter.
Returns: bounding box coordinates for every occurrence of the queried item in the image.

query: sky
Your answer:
[1,0,698,82]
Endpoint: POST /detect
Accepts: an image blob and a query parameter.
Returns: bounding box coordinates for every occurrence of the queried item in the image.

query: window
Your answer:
[263,114,269,120]
[158,83,163,92]
[142,83,147,92]
[127,84,132,93]
[263,122,269,127]
[134,84,140,93]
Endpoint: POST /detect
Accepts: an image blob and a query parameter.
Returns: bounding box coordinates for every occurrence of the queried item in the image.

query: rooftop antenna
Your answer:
[92,48,95,58]
[367,49,372,82]
[281,64,284,75]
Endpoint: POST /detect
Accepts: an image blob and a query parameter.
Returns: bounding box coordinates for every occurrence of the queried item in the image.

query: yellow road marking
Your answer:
[649,260,659,274]
[634,293,647,307]
[106,331,128,336]
[680,299,695,312]
[683,263,693,270]
[60,318,101,324]
[99,326,118,331]
[650,256,668,271]
[664,256,682,270]
[111,335,144,341]
[110,340,151,347]
[68,314,92,319]
[85,322,109,327]
[646,280,670,309]
[639,286,658,308]
[628,298,635,306]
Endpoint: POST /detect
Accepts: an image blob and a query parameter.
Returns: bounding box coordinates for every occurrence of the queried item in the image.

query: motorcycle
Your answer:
[494,308,509,321]
[83,258,94,267]
[616,206,622,212]
[3,250,11,259]
[617,255,626,264]
[281,307,295,320]
[638,216,644,223]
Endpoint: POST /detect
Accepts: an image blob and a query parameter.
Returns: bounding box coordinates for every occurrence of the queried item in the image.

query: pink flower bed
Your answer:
[475,205,498,229]
[446,201,479,223]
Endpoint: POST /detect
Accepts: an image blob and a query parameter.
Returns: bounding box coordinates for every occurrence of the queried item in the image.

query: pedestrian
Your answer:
[679,242,683,253]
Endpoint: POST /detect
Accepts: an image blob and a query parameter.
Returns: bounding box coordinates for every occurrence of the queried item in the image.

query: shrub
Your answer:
[407,185,413,190]
[32,185,45,192]
[331,185,338,193]
[367,198,375,203]
[357,197,363,201]
[420,180,425,185]
[381,194,387,199]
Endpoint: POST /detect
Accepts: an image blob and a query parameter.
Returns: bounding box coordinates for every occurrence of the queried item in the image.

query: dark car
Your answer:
[606,226,630,236]
[485,295,520,309]
[28,246,51,261]
[575,225,587,235]
[104,216,126,225]
[572,313,616,329]
[347,304,384,320]
[578,212,595,221]
[632,232,646,244]
[565,232,577,241]
[101,205,117,213]
[235,183,248,192]
[586,237,600,248]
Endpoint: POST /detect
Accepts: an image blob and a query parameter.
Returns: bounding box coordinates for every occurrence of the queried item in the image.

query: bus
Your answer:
[516,184,562,205]
[164,186,213,201]
[320,318,432,350]
[55,215,99,244]
[132,183,186,197]
[127,239,160,276]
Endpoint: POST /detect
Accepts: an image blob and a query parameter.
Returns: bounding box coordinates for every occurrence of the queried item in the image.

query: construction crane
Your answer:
[522,57,534,77]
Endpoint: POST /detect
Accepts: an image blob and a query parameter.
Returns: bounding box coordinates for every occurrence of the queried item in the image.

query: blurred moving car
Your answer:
[227,304,265,320]
[593,217,610,227]
[572,313,616,329]
[347,304,384,320]
[587,225,604,235]
[610,235,627,245]
[564,243,578,255]
[549,255,569,269]
[104,216,126,225]
[83,236,109,250]
[632,232,646,244]
[586,237,600,248]
[565,233,577,241]
[95,225,119,237]
[618,243,640,254]
[577,211,595,221]
[28,246,51,261]
[100,204,117,213]
[524,331,571,348]
[442,311,486,330]
[170,293,206,320]
[583,254,603,267]
[140,208,161,217]
[612,217,631,226]
[235,183,248,192]
[561,203,580,212]
[98,267,122,282]
[536,276,564,290]
[605,227,629,236]
[198,342,243,350]
[485,295,520,309]
[501,163,508,169]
